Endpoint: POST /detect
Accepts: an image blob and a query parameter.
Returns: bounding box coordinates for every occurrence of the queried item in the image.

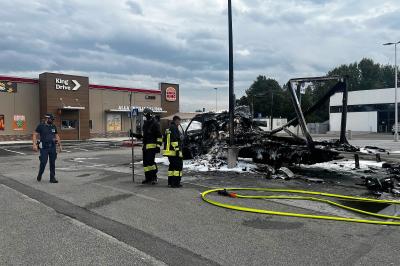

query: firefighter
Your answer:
[141,108,163,184]
[163,115,183,188]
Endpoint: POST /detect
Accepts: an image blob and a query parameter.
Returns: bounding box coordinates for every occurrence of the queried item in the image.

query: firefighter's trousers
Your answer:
[167,156,183,187]
[143,148,158,182]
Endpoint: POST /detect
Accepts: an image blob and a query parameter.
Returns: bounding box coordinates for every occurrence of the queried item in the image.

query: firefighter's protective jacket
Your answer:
[163,122,183,157]
[142,118,162,151]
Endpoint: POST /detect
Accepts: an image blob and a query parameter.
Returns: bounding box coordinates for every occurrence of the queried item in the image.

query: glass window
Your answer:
[61,120,78,130]
[331,103,395,113]
[182,120,202,133]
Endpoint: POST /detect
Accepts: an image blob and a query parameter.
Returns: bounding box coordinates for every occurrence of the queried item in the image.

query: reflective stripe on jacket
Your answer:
[163,123,183,157]
[142,118,162,151]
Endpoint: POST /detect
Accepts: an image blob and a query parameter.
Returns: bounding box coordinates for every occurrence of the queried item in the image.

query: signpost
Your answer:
[129,92,139,183]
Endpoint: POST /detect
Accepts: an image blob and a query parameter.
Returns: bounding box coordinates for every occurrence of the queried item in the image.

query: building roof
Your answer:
[0,75,161,94]
[88,84,160,94]
[0,75,38,84]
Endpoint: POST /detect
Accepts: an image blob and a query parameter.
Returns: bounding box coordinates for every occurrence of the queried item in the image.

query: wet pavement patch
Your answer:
[84,194,132,209]
[337,200,390,213]
[242,218,303,230]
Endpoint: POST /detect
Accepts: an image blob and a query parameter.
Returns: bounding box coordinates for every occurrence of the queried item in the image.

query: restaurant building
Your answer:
[0,72,179,141]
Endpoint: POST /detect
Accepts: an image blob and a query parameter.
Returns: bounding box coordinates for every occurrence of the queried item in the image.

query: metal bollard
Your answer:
[354,154,360,169]
[376,153,381,162]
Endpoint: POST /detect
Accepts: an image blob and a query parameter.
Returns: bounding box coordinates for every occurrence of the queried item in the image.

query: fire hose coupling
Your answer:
[217,189,237,198]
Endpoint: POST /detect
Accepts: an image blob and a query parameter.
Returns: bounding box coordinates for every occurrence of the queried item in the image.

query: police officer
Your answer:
[32,113,62,183]
[140,108,163,184]
[163,116,183,188]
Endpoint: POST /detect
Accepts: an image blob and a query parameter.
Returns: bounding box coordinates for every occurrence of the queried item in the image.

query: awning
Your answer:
[107,106,166,113]
[59,106,86,110]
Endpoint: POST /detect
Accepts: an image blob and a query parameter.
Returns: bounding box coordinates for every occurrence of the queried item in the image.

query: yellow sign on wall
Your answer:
[106,114,121,132]
[13,115,26,131]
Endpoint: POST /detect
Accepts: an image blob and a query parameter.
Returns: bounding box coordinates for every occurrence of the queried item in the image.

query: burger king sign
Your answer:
[165,86,177,102]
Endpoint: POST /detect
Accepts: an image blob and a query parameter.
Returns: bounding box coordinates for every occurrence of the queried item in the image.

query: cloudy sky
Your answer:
[1,0,399,111]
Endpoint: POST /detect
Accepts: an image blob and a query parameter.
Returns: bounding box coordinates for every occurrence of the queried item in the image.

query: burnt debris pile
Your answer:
[182,105,358,169]
[183,76,358,169]
[180,76,400,197]
[362,163,400,196]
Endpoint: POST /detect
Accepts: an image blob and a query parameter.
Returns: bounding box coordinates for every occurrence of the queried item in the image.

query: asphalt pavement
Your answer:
[0,184,164,266]
[1,141,400,265]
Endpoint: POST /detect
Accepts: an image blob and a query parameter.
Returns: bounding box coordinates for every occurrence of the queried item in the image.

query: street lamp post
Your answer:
[270,91,274,131]
[214,88,218,112]
[384,41,400,142]
[228,0,234,146]
[227,0,237,168]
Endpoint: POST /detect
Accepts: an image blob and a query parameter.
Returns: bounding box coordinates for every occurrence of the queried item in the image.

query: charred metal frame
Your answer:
[271,76,349,148]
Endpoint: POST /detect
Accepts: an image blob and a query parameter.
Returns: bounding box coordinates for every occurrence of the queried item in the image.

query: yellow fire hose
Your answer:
[201,188,400,226]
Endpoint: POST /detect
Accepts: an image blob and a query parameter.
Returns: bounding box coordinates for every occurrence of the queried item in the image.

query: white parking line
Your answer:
[1,148,26,155]
[73,147,90,152]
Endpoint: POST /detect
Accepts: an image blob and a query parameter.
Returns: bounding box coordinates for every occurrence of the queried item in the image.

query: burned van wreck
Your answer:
[182,76,357,169]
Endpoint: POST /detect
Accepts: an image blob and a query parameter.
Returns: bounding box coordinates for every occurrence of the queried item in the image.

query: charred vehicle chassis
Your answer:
[182,76,358,168]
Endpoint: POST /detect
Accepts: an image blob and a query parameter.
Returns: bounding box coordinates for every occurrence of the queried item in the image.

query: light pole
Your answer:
[227,0,237,168]
[129,92,135,182]
[228,0,234,147]
[270,91,274,131]
[384,41,400,142]
[214,88,218,112]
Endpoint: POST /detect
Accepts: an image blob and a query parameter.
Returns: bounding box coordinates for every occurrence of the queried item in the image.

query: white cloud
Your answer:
[236,49,250,56]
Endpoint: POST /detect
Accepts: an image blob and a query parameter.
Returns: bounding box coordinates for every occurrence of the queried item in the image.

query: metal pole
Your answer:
[297,87,301,136]
[270,92,274,131]
[228,0,234,146]
[129,92,135,182]
[288,81,314,149]
[384,42,400,141]
[395,43,398,142]
[339,78,349,144]
[214,88,218,112]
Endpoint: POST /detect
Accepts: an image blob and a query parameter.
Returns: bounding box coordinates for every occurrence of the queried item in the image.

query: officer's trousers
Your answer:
[38,145,57,180]
[143,148,158,182]
[167,156,183,187]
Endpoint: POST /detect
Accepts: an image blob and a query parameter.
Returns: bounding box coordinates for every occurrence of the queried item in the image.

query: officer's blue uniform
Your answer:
[35,123,58,181]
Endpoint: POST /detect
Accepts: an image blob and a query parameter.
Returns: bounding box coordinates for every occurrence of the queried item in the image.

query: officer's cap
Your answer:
[44,113,55,120]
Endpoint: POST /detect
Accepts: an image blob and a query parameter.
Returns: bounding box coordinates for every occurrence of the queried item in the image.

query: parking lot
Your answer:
[1,140,400,265]
[0,141,123,157]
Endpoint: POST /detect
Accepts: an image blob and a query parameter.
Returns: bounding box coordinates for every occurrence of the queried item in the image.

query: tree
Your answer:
[244,75,289,118]
[358,58,383,90]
